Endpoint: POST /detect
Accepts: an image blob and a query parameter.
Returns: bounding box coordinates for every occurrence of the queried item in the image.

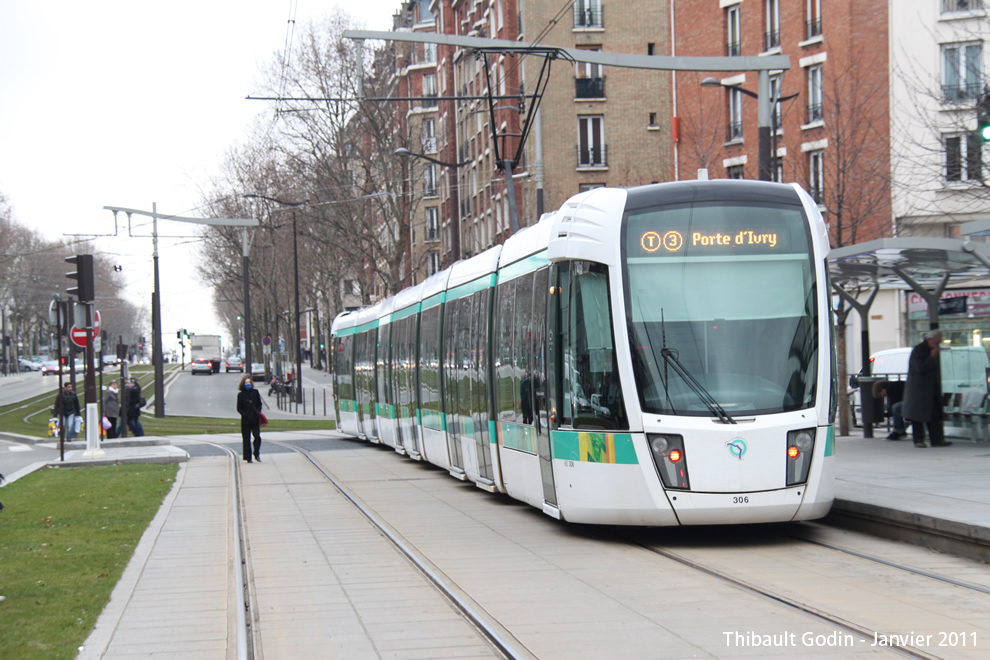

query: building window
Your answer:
[649,112,658,126]
[727,5,741,57]
[421,118,436,153]
[427,251,441,276]
[945,133,983,182]
[420,42,437,64]
[941,0,982,13]
[575,51,605,98]
[574,0,603,28]
[728,87,743,141]
[577,115,607,167]
[426,207,440,241]
[943,43,983,103]
[773,155,784,183]
[765,0,781,50]
[424,164,438,197]
[579,183,605,192]
[727,165,745,179]
[422,74,437,107]
[806,0,822,39]
[807,64,823,123]
[809,150,825,202]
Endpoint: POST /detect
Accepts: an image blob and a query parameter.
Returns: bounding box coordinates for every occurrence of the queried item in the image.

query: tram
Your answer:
[331,180,836,526]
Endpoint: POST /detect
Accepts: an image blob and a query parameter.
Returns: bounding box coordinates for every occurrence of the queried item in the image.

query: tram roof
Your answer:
[828,237,990,291]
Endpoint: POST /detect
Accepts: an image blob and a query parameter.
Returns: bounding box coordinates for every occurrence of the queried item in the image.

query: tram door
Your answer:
[536,267,557,507]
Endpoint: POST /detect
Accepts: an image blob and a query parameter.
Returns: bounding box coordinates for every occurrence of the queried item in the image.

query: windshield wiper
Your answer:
[660,311,736,424]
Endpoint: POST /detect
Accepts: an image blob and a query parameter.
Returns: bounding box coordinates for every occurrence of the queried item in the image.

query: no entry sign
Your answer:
[70,310,101,348]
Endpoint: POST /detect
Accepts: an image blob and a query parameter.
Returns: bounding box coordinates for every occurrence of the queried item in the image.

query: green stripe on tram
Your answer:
[392,303,420,321]
[824,425,835,457]
[497,251,550,283]
[339,399,358,413]
[446,274,496,301]
[422,291,445,310]
[354,318,379,334]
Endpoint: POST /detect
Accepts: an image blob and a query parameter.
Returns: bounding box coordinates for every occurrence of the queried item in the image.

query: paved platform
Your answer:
[2,428,988,656]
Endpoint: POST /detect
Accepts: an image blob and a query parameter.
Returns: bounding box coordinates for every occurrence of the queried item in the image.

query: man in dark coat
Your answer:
[53,382,81,440]
[237,375,264,462]
[901,330,952,448]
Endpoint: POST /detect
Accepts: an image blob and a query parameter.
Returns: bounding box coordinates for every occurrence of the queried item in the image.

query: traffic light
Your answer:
[978,93,990,142]
[65,254,95,302]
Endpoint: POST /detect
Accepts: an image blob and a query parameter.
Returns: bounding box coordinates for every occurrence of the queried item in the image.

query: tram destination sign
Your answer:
[626,204,806,259]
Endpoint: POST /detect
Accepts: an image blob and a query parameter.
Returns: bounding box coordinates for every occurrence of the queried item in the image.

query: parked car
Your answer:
[224,356,244,373]
[190,357,214,375]
[251,363,266,381]
[18,358,39,371]
[41,360,61,376]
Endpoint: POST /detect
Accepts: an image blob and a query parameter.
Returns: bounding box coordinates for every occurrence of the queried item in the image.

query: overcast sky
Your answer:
[0,1,396,354]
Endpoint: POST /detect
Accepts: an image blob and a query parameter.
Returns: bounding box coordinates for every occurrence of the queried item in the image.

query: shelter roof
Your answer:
[828,237,990,292]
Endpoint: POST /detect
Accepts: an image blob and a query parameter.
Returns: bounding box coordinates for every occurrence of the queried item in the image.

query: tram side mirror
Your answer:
[848,374,859,389]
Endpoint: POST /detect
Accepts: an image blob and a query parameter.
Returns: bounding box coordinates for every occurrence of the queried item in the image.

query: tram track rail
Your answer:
[220,437,526,660]
[624,536,940,660]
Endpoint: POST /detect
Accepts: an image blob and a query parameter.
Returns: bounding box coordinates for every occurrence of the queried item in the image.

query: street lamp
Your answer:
[701,74,796,182]
[242,193,308,404]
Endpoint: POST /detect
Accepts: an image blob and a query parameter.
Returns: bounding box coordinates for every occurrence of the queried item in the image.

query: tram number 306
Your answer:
[732,496,750,504]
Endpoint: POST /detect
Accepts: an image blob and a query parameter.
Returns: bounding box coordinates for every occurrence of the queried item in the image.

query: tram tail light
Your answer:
[786,428,816,486]
[648,434,690,490]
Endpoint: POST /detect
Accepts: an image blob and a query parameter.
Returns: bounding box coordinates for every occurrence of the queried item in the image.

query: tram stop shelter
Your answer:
[829,229,990,435]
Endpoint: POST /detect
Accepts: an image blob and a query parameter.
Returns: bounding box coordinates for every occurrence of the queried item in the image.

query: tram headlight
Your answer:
[647,434,690,490]
[786,428,816,486]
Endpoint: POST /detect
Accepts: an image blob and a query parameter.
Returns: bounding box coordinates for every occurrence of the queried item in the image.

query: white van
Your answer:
[868,346,990,394]
[851,345,990,426]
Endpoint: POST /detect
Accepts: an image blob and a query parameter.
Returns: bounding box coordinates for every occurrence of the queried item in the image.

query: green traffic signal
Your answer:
[981,123,990,142]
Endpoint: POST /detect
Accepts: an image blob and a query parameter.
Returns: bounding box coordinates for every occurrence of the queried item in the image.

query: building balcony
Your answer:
[577,144,608,168]
[726,41,741,57]
[575,77,605,99]
[574,6,603,28]
[942,83,982,104]
[806,103,824,124]
[806,19,822,39]
[764,30,781,51]
[727,121,743,142]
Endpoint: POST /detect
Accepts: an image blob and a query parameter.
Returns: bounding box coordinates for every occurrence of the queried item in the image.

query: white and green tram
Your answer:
[331,180,836,525]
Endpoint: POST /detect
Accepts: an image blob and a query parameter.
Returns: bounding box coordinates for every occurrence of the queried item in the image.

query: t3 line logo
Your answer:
[726,439,747,460]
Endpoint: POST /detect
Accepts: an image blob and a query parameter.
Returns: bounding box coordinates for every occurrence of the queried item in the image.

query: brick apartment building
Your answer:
[392,0,675,273]
[673,0,892,246]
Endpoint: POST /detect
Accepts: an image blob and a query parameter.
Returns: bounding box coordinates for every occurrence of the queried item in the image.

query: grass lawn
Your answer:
[0,464,178,659]
[1,365,335,438]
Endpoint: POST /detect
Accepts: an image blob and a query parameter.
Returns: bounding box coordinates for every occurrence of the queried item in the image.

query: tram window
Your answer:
[560,261,628,430]
[496,277,517,422]
[376,324,390,406]
[335,335,354,401]
[494,268,551,431]
[512,274,535,425]
[419,307,442,425]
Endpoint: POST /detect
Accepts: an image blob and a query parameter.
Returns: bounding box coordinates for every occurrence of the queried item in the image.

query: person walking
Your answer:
[53,382,81,441]
[237,375,263,462]
[102,380,121,439]
[127,378,146,437]
[902,330,952,448]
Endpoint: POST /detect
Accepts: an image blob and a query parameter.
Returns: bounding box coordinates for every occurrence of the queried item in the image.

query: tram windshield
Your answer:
[624,199,818,417]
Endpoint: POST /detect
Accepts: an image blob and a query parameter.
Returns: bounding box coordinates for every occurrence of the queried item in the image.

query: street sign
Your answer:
[69,310,101,348]
[262,335,272,346]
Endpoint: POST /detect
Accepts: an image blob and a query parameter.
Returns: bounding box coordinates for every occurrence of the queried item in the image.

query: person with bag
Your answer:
[237,374,264,462]
[53,382,81,441]
[127,378,146,437]
[102,381,121,439]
